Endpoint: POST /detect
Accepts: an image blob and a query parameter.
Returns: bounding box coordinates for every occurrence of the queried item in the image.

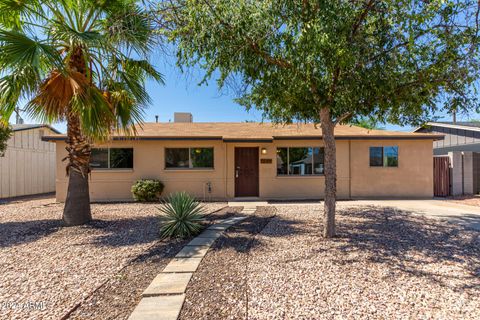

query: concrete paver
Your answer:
[128,294,185,320]
[187,237,217,247]
[197,229,224,238]
[143,273,193,296]
[175,245,210,258]
[129,210,257,320]
[162,258,203,273]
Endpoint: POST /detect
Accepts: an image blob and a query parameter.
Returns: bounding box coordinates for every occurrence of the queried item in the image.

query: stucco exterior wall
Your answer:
[54,138,434,202]
[349,139,434,198]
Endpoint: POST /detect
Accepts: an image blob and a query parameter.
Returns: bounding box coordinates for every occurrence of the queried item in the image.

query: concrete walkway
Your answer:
[128,206,256,320]
[338,199,480,231]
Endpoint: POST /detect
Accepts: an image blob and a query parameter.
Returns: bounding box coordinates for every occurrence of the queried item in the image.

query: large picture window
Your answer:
[90,148,133,169]
[369,146,398,167]
[165,148,214,169]
[276,147,324,175]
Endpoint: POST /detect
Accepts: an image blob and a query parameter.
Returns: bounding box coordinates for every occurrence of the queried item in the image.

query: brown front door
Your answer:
[235,147,259,197]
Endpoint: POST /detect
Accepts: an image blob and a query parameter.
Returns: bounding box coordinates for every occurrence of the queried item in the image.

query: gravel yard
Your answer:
[0,197,226,320]
[182,204,480,319]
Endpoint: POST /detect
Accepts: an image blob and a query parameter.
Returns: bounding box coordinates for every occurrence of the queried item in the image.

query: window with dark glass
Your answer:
[90,148,133,169]
[369,146,398,167]
[90,148,109,168]
[165,148,214,169]
[110,148,133,168]
[276,147,324,175]
[369,147,383,167]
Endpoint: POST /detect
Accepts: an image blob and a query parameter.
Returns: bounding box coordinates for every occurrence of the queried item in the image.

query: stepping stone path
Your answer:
[128,206,256,320]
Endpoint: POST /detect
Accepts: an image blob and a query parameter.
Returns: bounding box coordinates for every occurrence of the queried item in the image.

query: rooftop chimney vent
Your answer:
[174,112,193,123]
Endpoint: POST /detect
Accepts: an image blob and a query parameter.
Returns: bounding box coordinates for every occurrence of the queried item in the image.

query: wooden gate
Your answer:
[433,156,450,197]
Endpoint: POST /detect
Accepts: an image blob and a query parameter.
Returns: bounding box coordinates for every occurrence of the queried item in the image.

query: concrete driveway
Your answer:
[338,199,480,231]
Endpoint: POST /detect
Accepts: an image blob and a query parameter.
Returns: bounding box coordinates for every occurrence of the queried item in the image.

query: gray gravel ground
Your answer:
[0,197,226,320]
[247,205,480,319]
[179,204,479,320]
[179,206,276,320]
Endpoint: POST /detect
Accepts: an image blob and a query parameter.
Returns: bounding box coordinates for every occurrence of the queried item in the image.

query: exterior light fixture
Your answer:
[261,148,267,155]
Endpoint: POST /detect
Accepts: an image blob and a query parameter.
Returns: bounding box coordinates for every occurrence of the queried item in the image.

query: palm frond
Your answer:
[122,58,165,84]
[49,20,104,49]
[0,29,63,71]
[0,0,42,30]
[70,85,115,141]
[0,66,40,123]
[108,88,145,136]
[102,2,156,56]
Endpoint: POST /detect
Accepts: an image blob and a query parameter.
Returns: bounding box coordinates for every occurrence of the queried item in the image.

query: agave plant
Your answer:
[158,192,206,238]
[0,0,163,226]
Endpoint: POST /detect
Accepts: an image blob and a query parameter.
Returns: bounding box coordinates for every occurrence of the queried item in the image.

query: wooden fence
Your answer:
[433,156,450,197]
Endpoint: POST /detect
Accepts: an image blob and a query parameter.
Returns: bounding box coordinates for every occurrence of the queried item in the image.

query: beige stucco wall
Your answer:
[54,138,434,202]
[55,140,226,202]
[350,139,434,198]
[0,128,56,198]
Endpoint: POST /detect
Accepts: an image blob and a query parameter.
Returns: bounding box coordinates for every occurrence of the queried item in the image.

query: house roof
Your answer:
[414,121,480,133]
[42,122,443,142]
[12,124,61,134]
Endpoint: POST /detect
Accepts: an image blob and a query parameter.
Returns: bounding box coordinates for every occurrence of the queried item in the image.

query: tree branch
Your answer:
[334,112,353,125]
[349,0,376,41]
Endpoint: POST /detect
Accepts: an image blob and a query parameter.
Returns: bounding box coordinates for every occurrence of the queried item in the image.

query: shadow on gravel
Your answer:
[336,206,480,291]
[90,216,159,247]
[0,219,63,247]
[209,207,303,253]
[91,208,241,248]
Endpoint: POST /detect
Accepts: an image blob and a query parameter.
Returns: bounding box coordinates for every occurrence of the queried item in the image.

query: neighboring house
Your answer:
[414,122,480,155]
[0,124,59,199]
[415,122,480,195]
[43,115,442,202]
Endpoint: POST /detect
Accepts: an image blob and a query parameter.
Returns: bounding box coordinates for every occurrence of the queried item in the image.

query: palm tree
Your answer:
[0,0,163,226]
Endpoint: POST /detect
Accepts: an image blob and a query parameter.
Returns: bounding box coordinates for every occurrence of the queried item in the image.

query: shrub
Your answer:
[0,124,12,157]
[158,192,205,238]
[131,179,164,202]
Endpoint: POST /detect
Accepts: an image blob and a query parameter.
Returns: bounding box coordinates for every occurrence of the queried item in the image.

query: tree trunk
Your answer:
[63,110,92,226]
[62,47,92,226]
[320,107,336,238]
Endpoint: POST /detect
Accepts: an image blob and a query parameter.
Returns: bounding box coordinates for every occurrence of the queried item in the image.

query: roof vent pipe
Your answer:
[155,115,159,123]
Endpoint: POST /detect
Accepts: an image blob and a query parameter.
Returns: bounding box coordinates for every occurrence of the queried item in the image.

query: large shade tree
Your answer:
[0,0,163,225]
[161,0,480,237]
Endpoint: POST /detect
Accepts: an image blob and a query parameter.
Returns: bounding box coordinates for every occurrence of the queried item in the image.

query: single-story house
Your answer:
[1,124,59,199]
[43,118,442,202]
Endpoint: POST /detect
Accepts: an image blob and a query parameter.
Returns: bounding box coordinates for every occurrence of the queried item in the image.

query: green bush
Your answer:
[131,179,164,202]
[158,192,205,238]
[0,124,12,157]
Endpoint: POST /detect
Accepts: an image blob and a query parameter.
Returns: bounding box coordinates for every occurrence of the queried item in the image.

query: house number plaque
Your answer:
[260,158,272,164]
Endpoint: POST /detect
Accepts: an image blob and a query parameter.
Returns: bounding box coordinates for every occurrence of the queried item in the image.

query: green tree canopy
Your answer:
[162,0,480,237]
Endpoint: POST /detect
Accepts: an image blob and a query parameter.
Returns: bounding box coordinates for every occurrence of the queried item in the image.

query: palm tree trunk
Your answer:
[320,107,336,238]
[63,47,92,226]
[63,110,92,226]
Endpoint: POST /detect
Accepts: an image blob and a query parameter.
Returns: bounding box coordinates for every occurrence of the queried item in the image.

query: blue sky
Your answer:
[11,52,479,133]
